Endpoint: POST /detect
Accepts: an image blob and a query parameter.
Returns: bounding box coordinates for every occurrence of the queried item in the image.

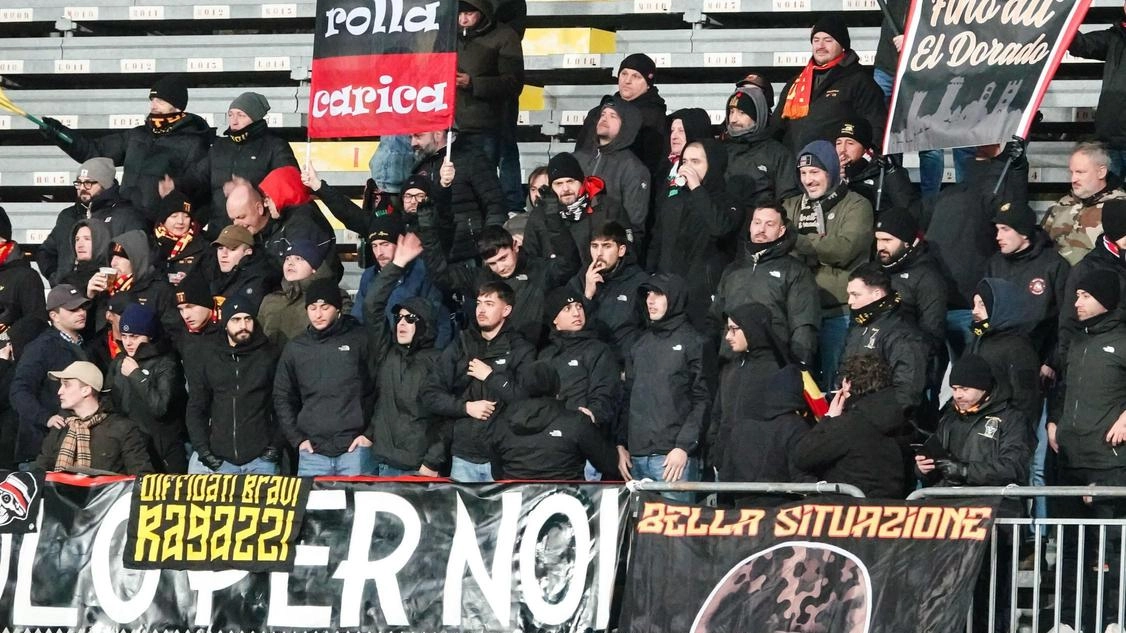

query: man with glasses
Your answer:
[38,157,146,286]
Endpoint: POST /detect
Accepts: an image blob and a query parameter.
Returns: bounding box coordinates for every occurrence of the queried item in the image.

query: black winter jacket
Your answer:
[1054,314,1126,471]
[412,140,507,263]
[882,241,948,348]
[51,114,213,221]
[845,158,920,218]
[10,329,89,461]
[566,257,649,363]
[523,179,629,268]
[622,274,709,456]
[204,120,298,227]
[56,219,114,291]
[723,90,799,207]
[983,229,1070,365]
[274,316,376,457]
[0,246,46,336]
[202,248,281,308]
[35,407,153,474]
[1059,235,1126,364]
[422,323,535,464]
[923,184,1000,308]
[363,263,445,471]
[970,278,1042,427]
[577,87,669,182]
[770,50,888,154]
[1069,24,1126,148]
[455,0,525,134]
[106,340,187,469]
[490,396,620,481]
[89,229,181,336]
[184,328,280,465]
[537,328,620,429]
[38,186,147,284]
[795,388,911,498]
[709,229,821,366]
[840,300,930,410]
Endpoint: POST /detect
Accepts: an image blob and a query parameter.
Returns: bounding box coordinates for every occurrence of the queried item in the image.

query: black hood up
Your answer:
[758,364,808,420]
[391,295,438,350]
[638,272,688,325]
[69,217,113,270]
[667,108,713,149]
[598,96,643,153]
[976,277,1033,332]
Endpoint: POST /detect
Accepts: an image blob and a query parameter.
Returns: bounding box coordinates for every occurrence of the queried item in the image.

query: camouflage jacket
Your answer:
[1042,185,1126,265]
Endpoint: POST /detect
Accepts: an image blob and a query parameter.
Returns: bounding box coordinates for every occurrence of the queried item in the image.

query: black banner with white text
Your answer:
[309,0,457,137]
[0,477,627,632]
[620,495,998,633]
[883,0,1090,153]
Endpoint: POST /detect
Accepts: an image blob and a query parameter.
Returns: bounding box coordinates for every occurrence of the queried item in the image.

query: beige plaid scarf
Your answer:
[53,412,107,472]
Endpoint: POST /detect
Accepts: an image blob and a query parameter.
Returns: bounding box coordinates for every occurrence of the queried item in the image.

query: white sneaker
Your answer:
[1105,623,1122,633]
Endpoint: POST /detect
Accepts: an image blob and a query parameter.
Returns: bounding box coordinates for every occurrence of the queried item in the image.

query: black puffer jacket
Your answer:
[537,327,621,429]
[1070,23,1126,148]
[983,228,1070,365]
[51,114,213,221]
[35,407,153,475]
[1054,314,1126,472]
[795,387,911,498]
[647,138,742,328]
[0,245,46,336]
[969,278,1041,426]
[882,240,948,348]
[363,263,444,472]
[490,392,620,481]
[621,274,709,456]
[723,87,800,207]
[839,299,930,410]
[421,322,535,464]
[566,256,649,362]
[1059,235,1126,364]
[577,87,669,182]
[107,339,188,472]
[573,98,653,247]
[412,139,507,263]
[709,228,821,366]
[770,50,888,154]
[202,248,281,308]
[156,228,207,283]
[184,328,280,466]
[455,0,524,134]
[204,120,298,228]
[274,316,376,457]
[38,185,147,284]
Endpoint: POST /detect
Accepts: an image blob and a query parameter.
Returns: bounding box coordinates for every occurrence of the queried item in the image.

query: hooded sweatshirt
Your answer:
[58,218,114,290]
[622,273,710,456]
[95,229,180,336]
[660,107,712,194]
[723,86,800,207]
[577,87,670,182]
[969,278,1041,426]
[573,98,653,245]
[454,0,524,134]
[39,185,148,285]
[648,138,742,329]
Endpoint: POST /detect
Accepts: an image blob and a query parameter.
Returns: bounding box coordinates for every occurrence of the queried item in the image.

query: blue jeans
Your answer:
[873,67,943,197]
[374,461,418,477]
[951,147,976,183]
[1109,148,1126,182]
[498,128,525,213]
[367,134,415,193]
[1030,401,1048,532]
[818,314,850,390]
[450,456,493,482]
[945,309,974,361]
[188,452,279,475]
[297,449,373,476]
[631,454,699,503]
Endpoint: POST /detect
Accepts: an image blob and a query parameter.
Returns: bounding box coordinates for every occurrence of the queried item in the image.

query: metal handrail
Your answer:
[628,480,867,498]
[907,485,1126,501]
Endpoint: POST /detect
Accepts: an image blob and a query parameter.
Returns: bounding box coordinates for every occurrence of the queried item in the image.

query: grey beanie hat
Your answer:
[76,157,116,189]
[228,92,270,122]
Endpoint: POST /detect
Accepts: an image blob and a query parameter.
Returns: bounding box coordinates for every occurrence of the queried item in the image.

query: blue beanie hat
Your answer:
[119,303,160,339]
[797,140,841,191]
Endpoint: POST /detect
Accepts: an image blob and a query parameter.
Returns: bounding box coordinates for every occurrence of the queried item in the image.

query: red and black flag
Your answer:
[310,0,458,138]
[883,0,1090,154]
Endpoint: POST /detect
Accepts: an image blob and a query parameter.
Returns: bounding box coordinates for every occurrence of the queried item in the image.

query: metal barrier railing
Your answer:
[627,480,868,498]
[910,486,1126,633]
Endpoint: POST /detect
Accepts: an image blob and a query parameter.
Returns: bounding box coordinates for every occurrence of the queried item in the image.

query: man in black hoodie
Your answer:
[422,281,535,481]
[576,54,668,182]
[969,278,1041,427]
[618,273,709,500]
[723,81,799,207]
[838,263,930,413]
[40,77,212,221]
[573,97,652,247]
[362,235,445,477]
[490,362,620,481]
[1059,199,1126,365]
[770,16,887,155]
[38,157,147,284]
[85,230,180,338]
[568,221,648,362]
[710,203,820,366]
[708,305,809,484]
[274,278,376,476]
[185,295,281,475]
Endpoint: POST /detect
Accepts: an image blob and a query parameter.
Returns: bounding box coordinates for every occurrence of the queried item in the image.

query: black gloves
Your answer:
[1004,137,1027,162]
[935,459,969,485]
[198,451,224,471]
[38,116,72,145]
[260,445,280,463]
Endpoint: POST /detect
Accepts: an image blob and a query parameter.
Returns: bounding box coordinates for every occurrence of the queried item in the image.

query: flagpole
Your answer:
[876,163,886,210]
[445,128,453,161]
[874,0,901,37]
[993,136,1024,196]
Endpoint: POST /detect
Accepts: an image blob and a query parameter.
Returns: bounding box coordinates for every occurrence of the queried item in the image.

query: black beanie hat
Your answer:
[1102,199,1126,242]
[875,209,919,244]
[544,287,583,326]
[1077,269,1121,312]
[547,152,585,184]
[950,354,995,391]
[726,89,756,121]
[402,174,433,198]
[174,271,213,308]
[618,53,656,86]
[305,278,342,309]
[835,118,873,149]
[811,14,851,50]
[974,279,995,315]
[221,295,257,329]
[155,191,193,224]
[367,213,405,244]
[149,76,189,111]
[0,206,11,242]
[991,201,1038,238]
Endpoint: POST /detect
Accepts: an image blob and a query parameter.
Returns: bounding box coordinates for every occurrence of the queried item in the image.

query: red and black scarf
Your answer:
[782,53,845,120]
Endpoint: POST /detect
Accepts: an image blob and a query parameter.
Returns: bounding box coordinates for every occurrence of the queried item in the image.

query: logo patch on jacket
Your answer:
[757,165,768,172]
[494,358,506,365]
[617,295,628,301]
[865,328,880,350]
[568,359,579,366]
[980,416,1001,440]
[338,345,350,352]
[1028,278,1046,296]
[1105,346,1116,354]
[770,270,781,278]
[672,344,683,351]
[549,430,563,437]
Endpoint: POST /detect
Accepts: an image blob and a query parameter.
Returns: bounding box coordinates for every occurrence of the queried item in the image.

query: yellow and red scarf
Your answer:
[155,223,197,260]
[109,274,134,295]
[782,53,845,120]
